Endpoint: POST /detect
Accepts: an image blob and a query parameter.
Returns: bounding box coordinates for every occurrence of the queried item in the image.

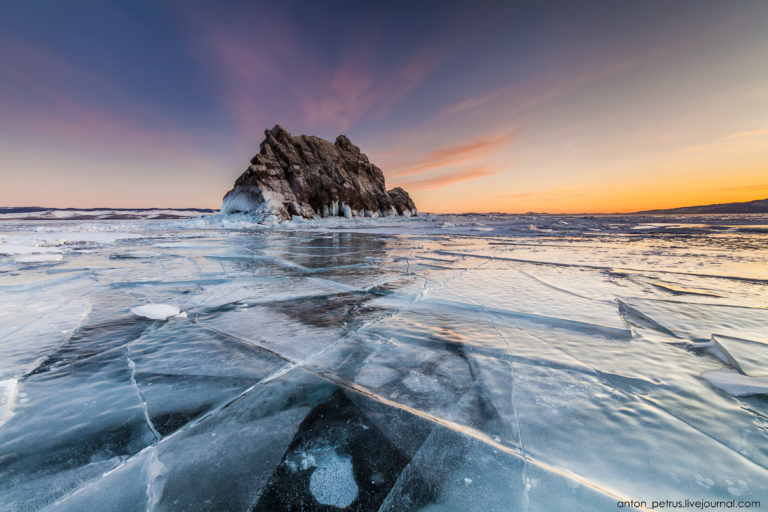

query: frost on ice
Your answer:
[1,211,768,509]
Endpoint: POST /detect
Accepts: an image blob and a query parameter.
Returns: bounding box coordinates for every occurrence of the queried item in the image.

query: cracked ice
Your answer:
[0,210,767,510]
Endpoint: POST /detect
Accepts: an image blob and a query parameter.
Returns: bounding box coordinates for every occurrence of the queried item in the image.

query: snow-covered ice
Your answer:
[1,210,767,510]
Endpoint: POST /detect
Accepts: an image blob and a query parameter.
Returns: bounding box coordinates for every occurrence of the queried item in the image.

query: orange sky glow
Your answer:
[1,2,767,214]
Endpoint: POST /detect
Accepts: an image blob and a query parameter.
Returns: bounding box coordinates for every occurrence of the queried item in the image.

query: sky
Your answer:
[1,0,767,213]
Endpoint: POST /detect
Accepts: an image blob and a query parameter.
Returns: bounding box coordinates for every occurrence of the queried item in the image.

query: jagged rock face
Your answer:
[222,125,418,221]
[387,187,417,215]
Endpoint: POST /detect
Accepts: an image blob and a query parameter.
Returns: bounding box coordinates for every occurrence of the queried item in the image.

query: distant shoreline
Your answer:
[0,207,217,214]
[2,197,768,217]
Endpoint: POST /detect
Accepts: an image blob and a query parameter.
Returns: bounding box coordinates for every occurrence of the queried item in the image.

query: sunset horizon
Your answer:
[2,1,767,214]
[2,3,768,509]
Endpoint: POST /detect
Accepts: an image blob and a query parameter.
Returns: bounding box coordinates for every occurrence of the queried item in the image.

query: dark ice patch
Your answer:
[29,317,151,375]
[252,389,433,511]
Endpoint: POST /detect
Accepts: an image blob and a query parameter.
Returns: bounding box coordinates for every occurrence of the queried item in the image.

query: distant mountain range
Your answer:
[0,207,215,214]
[636,197,768,214]
[0,207,216,221]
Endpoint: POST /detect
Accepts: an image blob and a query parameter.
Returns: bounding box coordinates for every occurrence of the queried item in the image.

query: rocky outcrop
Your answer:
[222,125,417,221]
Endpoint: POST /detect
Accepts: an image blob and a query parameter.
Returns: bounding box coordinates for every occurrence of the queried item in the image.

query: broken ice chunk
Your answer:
[110,250,165,259]
[130,304,183,321]
[701,369,768,396]
[710,334,768,376]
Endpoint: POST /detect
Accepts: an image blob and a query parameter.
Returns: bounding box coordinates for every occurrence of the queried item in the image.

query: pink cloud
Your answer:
[725,128,768,140]
[397,166,499,190]
[183,8,440,140]
[383,131,517,178]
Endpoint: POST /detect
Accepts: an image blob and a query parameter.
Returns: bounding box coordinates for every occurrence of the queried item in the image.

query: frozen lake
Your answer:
[1,211,767,511]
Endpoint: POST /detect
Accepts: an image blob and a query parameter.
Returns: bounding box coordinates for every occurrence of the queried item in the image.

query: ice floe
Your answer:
[130,304,183,321]
[709,334,768,376]
[701,369,768,396]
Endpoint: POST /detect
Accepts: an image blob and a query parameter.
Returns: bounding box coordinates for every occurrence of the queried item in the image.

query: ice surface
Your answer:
[130,304,182,321]
[1,211,768,510]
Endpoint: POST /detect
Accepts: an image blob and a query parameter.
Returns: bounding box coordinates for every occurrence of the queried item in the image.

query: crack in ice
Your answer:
[126,349,161,442]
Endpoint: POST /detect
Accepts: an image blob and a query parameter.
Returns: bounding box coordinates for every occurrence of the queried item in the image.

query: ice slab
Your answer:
[0,286,92,379]
[253,381,435,511]
[616,298,768,343]
[378,425,526,512]
[710,334,768,376]
[0,350,156,508]
[701,369,768,396]
[130,304,182,321]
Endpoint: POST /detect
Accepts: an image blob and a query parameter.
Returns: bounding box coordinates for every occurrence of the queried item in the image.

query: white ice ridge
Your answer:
[1,230,141,255]
[14,254,64,263]
[130,304,185,321]
[0,378,19,428]
[701,369,768,396]
[709,334,768,376]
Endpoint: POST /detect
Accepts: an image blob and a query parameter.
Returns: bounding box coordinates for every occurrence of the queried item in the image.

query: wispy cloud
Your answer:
[436,54,645,122]
[398,167,499,190]
[682,128,768,155]
[725,128,768,140]
[297,50,439,131]
[185,7,440,140]
[384,131,517,178]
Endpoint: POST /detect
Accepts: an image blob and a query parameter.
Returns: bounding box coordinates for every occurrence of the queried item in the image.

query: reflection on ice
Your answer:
[1,212,767,510]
